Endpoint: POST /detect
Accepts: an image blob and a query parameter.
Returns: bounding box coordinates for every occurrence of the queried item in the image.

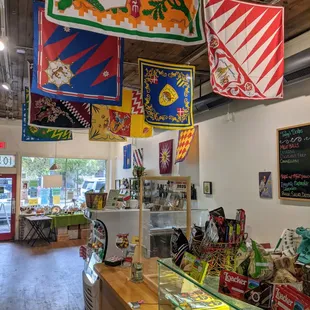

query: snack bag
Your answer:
[171,228,189,266]
[234,242,251,276]
[248,240,274,280]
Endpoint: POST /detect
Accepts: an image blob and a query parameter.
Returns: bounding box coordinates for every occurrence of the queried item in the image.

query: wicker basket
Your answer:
[85,192,107,210]
[200,242,239,276]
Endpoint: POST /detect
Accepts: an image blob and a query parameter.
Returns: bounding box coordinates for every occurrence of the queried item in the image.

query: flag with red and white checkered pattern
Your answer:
[175,126,197,163]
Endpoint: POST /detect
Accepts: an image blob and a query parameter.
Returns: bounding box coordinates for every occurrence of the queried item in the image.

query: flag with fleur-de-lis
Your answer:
[139,58,195,130]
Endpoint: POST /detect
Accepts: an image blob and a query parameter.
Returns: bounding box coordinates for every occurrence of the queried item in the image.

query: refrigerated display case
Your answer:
[81,218,108,310]
[158,258,260,310]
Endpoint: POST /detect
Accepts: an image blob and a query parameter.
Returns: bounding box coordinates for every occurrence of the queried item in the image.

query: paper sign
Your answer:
[21,189,28,200]
[67,191,74,200]
[29,198,38,206]
[29,180,38,187]
[29,188,38,198]
[0,187,4,194]
[53,196,60,205]
[52,188,61,196]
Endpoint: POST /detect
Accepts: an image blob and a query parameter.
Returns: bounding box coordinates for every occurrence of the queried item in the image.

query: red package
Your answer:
[272,285,310,310]
[284,285,310,308]
[219,270,248,300]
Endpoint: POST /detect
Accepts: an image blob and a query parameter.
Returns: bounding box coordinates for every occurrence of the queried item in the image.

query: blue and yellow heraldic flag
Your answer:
[139,58,195,130]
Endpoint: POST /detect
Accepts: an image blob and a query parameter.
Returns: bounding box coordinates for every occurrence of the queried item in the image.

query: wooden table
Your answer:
[94,258,158,310]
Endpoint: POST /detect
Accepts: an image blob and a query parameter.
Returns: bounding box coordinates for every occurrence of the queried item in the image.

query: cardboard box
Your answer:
[219,270,248,300]
[56,227,68,235]
[68,229,79,240]
[80,228,91,240]
[80,224,90,229]
[68,225,79,230]
[57,234,69,242]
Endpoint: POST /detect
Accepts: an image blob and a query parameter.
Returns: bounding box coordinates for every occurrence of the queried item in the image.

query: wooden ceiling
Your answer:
[0,0,310,119]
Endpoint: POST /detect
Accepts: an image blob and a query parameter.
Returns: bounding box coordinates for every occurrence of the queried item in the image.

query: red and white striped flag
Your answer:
[133,148,143,167]
[205,0,284,100]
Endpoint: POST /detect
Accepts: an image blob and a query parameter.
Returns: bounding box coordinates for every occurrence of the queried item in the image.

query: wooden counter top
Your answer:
[94,258,158,310]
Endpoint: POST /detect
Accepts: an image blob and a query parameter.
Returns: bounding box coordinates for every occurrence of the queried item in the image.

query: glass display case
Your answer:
[138,176,208,259]
[158,258,260,310]
[146,209,209,258]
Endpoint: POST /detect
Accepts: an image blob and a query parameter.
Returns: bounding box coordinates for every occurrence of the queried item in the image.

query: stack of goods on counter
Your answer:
[219,231,310,308]
[170,207,310,309]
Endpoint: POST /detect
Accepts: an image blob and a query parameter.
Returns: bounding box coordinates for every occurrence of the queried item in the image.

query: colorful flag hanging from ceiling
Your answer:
[123,144,132,169]
[22,98,72,142]
[175,126,197,163]
[204,0,284,100]
[32,1,123,105]
[28,92,91,130]
[159,139,173,174]
[109,89,153,138]
[89,105,126,142]
[44,0,205,46]
[139,59,194,130]
[28,61,91,129]
[133,148,143,167]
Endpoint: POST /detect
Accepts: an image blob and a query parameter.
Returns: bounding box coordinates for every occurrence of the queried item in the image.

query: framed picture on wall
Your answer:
[203,181,212,195]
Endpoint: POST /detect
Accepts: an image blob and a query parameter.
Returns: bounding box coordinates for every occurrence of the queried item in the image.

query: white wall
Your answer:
[113,79,310,246]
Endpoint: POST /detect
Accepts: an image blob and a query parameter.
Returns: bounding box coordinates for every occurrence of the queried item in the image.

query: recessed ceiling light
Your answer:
[0,40,5,51]
[2,83,11,91]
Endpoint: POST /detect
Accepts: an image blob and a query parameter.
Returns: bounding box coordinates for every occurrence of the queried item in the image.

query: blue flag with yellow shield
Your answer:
[139,59,195,130]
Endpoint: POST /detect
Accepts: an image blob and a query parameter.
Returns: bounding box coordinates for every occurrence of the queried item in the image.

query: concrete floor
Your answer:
[0,240,85,310]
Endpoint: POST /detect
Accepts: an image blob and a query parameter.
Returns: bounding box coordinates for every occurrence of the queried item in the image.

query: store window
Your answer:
[21,157,106,209]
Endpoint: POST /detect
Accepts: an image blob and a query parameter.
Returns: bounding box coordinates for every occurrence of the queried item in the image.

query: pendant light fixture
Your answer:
[50,142,60,171]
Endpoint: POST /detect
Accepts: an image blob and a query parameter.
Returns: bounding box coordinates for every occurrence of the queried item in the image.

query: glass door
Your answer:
[0,174,16,241]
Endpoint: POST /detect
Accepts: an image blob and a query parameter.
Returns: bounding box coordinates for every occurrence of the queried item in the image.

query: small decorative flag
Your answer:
[123,144,132,169]
[32,1,123,105]
[133,148,143,167]
[175,126,197,163]
[109,89,153,138]
[159,139,173,174]
[45,0,205,45]
[204,0,284,100]
[22,104,72,142]
[89,105,126,142]
[139,58,194,130]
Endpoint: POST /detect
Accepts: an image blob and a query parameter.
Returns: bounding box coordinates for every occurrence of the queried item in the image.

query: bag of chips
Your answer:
[234,242,251,276]
[248,240,274,280]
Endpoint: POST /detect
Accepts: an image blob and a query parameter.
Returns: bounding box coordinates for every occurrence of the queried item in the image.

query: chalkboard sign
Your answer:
[278,123,310,201]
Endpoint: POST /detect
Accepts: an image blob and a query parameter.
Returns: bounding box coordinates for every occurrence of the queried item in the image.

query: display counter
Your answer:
[94,258,158,310]
[158,258,260,310]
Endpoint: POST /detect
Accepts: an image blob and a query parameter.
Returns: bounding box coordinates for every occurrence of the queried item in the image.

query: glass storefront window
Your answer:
[21,157,106,209]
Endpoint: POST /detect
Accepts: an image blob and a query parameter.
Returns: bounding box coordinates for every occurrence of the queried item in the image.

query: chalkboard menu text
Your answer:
[278,123,310,200]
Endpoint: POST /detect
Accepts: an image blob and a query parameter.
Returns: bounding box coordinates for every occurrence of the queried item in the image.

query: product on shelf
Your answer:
[219,270,248,300]
[165,290,230,310]
[171,227,189,266]
[244,279,273,309]
[180,252,209,284]
[272,285,310,309]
